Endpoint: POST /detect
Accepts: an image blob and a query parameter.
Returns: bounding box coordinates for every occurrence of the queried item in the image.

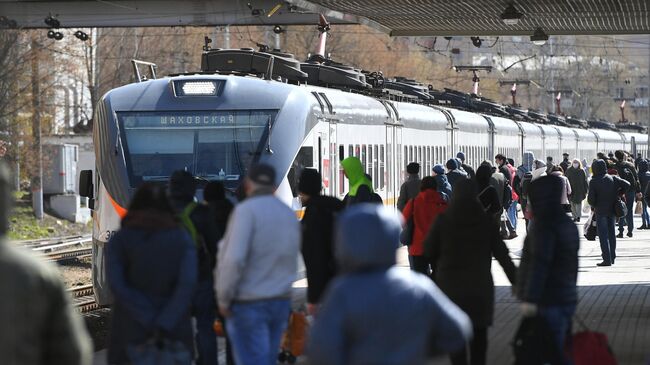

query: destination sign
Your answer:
[118,110,276,128]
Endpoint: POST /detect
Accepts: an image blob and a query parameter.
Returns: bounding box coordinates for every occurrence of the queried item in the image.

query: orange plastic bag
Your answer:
[213,319,225,337]
[280,312,308,357]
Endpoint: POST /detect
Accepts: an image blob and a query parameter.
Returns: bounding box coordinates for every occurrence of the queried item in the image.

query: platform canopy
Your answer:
[1,0,649,36]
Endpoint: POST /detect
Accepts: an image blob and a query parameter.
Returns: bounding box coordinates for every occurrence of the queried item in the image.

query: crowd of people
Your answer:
[1,146,648,365]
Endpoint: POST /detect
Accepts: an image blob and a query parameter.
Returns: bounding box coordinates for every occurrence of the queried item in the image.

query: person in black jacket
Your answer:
[169,170,220,365]
[516,176,579,364]
[614,150,640,238]
[446,158,468,191]
[202,181,235,365]
[476,163,502,220]
[425,179,516,365]
[587,159,631,266]
[298,168,344,316]
[456,152,476,180]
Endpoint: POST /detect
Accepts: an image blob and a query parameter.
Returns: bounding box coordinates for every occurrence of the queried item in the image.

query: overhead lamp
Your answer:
[273,25,284,34]
[470,36,482,48]
[74,30,89,41]
[530,27,548,46]
[500,4,523,25]
[44,15,60,28]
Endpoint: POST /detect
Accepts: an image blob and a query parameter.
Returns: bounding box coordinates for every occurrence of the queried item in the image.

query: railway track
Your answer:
[14,235,93,263]
[68,285,101,313]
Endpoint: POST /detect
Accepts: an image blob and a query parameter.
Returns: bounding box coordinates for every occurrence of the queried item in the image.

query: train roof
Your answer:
[122,47,646,135]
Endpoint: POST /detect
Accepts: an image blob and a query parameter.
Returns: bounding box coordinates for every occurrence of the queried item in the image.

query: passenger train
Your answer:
[80,49,648,304]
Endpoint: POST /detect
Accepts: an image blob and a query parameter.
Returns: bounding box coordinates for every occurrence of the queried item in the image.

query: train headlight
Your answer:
[173,80,221,96]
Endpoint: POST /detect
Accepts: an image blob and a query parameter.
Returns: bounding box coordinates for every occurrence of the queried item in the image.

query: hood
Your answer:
[522,151,535,171]
[335,204,400,273]
[341,156,372,196]
[570,159,582,169]
[533,159,546,169]
[475,164,493,189]
[591,159,607,177]
[434,173,449,184]
[639,159,649,173]
[446,158,459,170]
[528,175,565,221]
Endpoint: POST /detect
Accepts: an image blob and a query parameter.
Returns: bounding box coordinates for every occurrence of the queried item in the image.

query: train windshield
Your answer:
[117,110,276,189]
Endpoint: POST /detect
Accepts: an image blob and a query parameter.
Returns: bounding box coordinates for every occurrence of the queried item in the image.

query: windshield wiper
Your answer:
[142,176,170,182]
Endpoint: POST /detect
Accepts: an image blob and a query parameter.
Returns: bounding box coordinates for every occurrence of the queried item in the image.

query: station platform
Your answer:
[93,214,650,365]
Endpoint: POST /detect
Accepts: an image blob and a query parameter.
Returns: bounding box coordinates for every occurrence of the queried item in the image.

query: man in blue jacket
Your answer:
[307,204,472,365]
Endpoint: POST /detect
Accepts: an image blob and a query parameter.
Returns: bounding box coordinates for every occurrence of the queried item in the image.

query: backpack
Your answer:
[503,181,513,209]
[520,172,533,199]
[178,201,213,275]
[617,163,636,191]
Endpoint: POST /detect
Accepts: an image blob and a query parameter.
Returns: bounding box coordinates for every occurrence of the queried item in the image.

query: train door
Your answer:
[317,127,330,195]
[328,120,338,197]
[395,126,403,188]
[386,124,395,206]
[631,136,637,157]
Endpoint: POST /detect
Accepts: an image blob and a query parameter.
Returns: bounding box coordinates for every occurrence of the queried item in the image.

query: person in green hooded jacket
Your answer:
[341,156,383,206]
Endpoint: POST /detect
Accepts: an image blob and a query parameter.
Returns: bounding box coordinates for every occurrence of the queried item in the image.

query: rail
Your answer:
[68,285,100,313]
[13,235,93,263]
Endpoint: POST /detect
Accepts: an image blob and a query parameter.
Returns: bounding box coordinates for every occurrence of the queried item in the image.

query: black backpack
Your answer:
[617,163,636,191]
[520,172,533,200]
[503,181,513,209]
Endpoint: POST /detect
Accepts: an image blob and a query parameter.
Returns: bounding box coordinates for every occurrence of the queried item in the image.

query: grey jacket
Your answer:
[0,240,92,365]
[397,174,421,211]
[216,194,301,308]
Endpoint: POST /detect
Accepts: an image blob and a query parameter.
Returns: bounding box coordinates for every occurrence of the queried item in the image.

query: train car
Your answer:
[81,61,648,304]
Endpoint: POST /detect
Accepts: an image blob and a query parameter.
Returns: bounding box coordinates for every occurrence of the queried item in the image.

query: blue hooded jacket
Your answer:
[307,204,472,365]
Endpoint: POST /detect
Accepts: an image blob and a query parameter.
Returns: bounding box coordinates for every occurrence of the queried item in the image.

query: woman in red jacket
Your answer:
[402,176,448,275]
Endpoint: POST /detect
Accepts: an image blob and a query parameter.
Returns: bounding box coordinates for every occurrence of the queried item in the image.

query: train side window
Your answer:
[380,145,385,190]
[404,146,408,173]
[361,144,367,169]
[339,145,344,161]
[287,146,314,197]
[418,146,423,169]
[355,144,360,158]
[349,145,353,159]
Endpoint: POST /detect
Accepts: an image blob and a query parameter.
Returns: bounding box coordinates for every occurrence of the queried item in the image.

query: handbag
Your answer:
[634,201,643,215]
[127,334,192,365]
[572,315,618,365]
[400,198,416,246]
[583,212,597,241]
[512,315,562,365]
[614,197,627,219]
